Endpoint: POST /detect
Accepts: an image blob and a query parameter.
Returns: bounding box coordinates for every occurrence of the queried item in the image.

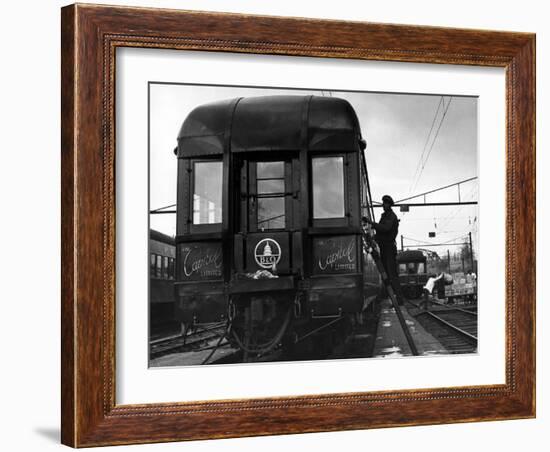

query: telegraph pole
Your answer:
[447,249,451,273]
[400,235,404,251]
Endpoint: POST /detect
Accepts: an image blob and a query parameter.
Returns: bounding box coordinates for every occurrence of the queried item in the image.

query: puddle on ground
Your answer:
[382,321,392,327]
[353,333,372,340]
[380,346,404,357]
[421,350,446,356]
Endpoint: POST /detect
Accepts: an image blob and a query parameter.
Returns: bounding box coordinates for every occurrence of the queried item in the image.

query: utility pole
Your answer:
[400,235,404,251]
[468,232,474,271]
[447,249,451,273]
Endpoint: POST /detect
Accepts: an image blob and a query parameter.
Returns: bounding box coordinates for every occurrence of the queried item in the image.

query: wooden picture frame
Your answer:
[61,3,535,447]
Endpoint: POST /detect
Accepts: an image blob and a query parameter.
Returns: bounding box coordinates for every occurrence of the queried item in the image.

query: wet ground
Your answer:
[372,298,447,357]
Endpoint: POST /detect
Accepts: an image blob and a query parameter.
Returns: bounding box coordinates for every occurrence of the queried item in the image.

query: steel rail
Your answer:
[150,324,227,358]
[422,311,477,343]
[150,322,224,346]
[295,316,344,344]
[430,299,477,316]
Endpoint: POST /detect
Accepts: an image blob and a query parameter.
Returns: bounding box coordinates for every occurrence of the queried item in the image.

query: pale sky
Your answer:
[149,83,478,260]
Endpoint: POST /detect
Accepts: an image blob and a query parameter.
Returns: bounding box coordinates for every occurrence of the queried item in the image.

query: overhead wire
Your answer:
[437,184,478,232]
[410,96,454,194]
[150,203,176,213]
[408,96,444,195]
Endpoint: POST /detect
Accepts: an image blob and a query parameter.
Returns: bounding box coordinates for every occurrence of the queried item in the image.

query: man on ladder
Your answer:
[362,194,417,355]
[363,194,405,306]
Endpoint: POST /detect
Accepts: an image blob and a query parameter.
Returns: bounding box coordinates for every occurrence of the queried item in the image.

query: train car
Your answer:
[173,95,380,355]
[149,229,176,332]
[444,272,477,303]
[397,250,428,299]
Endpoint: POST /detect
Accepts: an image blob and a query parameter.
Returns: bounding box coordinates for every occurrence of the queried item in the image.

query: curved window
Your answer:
[193,161,222,224]
[312,157,345,219]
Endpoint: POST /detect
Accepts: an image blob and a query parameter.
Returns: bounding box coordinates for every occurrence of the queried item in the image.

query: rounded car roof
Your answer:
[176,95,362,157]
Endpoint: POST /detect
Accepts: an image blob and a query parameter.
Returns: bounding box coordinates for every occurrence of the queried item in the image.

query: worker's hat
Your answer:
[382,195,394,206]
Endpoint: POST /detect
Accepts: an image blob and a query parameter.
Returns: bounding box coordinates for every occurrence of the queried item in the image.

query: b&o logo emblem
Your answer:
[254,238,281,269]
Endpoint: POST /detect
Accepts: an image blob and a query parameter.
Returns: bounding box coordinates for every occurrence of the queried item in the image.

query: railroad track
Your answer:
[414,308,477,354]
[429,299,478,316]
[404,298,478,353]
[460,305,478,314]
[150,321,294,364]
[150,322,227,360]
[150,310,376,364]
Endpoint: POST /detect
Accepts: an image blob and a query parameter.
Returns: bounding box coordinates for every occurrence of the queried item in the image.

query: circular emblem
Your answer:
[254,238,282,269]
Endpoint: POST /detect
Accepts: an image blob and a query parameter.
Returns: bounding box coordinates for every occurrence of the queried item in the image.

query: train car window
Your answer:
[156,255,162,278]
[417,263,426,274]
[150,254,156,276]
[257,198,285,229]
[168,258,175,279]
[163,256,169,279]
[256,161,286,230]
[257,179,284,194]
[193,161,222,225]
[312,157,345,218]
[257,161,284,178]
[399,263,407,273]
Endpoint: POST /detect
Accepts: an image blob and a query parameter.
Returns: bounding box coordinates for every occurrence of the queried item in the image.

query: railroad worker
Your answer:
[363,195,405,305]
[421,273,444,310]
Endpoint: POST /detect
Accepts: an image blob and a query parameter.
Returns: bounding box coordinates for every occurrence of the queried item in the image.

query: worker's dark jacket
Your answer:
[373,209,399,244]
[373,208,402,298]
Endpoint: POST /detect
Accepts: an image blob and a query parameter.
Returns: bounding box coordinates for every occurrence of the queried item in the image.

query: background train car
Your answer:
[444,271,477,303]
[149,229,176,336]
[397,250,428,299]
[173,95,380,355]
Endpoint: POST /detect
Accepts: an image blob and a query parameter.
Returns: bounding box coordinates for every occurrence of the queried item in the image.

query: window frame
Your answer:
[310,153,350,228]
[246,158,292,233]
[189,158,223,234]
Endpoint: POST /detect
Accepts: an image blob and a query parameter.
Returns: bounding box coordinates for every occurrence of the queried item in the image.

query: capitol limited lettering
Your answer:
[254,238,282,269]
[182,247,222,277]
[318,240,355,271]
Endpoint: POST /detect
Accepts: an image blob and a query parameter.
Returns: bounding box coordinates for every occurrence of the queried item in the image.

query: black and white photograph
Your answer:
[148,83,479,367]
